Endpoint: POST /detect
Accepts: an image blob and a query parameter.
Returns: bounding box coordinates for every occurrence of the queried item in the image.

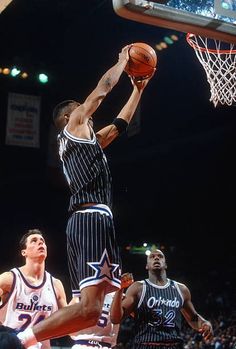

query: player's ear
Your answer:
[21,249,26,257]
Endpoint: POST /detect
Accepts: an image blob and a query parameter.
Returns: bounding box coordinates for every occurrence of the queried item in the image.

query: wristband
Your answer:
[112,118,128,134]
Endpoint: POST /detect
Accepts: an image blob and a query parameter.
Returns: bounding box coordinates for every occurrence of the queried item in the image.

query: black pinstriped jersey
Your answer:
[133,279,184,345]
[58,127,112,212]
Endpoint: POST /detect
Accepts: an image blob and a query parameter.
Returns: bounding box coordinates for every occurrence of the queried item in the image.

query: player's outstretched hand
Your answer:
[130,68,156,91]
[118,45,131,65]
[198,321,214,341]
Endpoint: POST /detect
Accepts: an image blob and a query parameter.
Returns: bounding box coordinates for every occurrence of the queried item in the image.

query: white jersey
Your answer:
[0,268,59,349]
[71,292,119,348]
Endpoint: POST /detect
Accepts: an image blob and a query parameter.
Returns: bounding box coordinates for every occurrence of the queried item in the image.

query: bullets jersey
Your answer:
[133,279,184,346]
[0,268,59,349]
[72,292,119,347]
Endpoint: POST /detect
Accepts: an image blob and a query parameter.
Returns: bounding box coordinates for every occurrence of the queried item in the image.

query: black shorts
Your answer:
[66,205,122,296]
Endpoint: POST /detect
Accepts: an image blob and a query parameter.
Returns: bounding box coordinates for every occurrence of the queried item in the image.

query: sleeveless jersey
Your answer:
[58,127,112,212]
[133,279,184,345]
[0,268,59,349]
[72,292,119,347]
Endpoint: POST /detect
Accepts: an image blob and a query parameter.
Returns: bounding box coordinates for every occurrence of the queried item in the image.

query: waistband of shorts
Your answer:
[74,204,112,217]
[74,340,111,348]
[141,342,182,347]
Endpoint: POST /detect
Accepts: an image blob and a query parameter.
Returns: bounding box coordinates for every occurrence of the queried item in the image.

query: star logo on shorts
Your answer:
[87,249,119,280]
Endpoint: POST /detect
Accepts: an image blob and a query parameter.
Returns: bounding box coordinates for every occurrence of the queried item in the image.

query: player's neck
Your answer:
[149,271,167,285]
[20,261,45,284]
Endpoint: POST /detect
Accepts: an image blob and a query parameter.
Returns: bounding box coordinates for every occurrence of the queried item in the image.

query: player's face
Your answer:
[22,234,47,260]
[57,102,80,129]
[146,250,166,271]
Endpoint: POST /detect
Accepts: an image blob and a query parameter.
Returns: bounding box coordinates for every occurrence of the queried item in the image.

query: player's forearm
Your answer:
[97,59,128,94]
[187,313,209,330]
[116,86,142,124]
[110,289,125,324]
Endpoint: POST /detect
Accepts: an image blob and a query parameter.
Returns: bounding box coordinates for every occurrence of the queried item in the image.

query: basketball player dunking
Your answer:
[110,249,213,349]
[16,45,155,348]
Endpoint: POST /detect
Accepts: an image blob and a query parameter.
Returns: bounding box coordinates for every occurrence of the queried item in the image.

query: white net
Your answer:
[186,34,236,107]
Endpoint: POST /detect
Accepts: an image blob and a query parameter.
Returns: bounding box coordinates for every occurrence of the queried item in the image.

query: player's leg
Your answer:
[35,283,105,336]
[67,210,122,295]
[18,284,105,347]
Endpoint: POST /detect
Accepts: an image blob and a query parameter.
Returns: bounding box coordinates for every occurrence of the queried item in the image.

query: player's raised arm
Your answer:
[66,45,130,133]
[96,72,155,149]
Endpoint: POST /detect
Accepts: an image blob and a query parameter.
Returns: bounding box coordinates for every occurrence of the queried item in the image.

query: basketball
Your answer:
[125,42,157,78]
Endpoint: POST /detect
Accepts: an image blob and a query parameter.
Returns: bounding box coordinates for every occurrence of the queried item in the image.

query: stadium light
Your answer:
[155,33,179,51]
[21,72,28,79]
[38,73,48,84]
[0,63,49,84]
[11,67,21,77]
[164,36,174,44]
[2,67,10,75]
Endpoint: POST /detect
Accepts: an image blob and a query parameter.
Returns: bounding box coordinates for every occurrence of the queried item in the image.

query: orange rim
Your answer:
[186,33,236,54]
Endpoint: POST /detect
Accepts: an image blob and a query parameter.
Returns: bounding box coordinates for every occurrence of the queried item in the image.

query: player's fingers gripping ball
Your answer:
[121,272,134,289]
[125,42,157,79]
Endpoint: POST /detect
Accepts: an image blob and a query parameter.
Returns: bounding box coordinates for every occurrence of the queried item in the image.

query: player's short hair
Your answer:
[0,325,24,349]
[19,228,44,250]
[52,99,79,125]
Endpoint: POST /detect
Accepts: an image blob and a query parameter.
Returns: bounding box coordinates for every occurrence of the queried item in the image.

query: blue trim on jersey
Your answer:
[75,206,112,217]
[17,268,46,289]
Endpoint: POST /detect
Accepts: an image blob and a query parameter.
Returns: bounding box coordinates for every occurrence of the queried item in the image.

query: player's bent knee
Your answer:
[81,304,101,326]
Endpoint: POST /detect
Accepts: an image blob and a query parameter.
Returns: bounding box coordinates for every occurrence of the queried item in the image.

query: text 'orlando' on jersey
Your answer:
[58,126,112,212]
[133,279,184,345]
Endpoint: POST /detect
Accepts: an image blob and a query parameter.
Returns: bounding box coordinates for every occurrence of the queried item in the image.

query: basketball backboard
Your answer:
[112,0,236,44]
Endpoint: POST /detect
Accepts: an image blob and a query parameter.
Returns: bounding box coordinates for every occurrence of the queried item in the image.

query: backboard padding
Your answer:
[112,0,236,44]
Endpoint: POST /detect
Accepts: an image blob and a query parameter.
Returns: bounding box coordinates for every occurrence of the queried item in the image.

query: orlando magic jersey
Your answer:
[0,268,59,349]
[133,279,184,346]
[72,292,120,347]
[58,127,112,212]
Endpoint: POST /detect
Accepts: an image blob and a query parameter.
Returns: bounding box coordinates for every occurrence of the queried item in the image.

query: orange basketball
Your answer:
[125,42,157,78]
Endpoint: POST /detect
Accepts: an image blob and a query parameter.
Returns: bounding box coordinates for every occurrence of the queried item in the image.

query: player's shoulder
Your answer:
[51,276,66,297]
[52,277,63,288]
[174,280,187,288]
[173,280,190,295]
[131,280,144,286]
[0,271,15,293]
[128,280,144,292]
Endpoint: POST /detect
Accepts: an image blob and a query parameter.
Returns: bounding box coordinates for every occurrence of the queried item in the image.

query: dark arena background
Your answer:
[0,1,236,348]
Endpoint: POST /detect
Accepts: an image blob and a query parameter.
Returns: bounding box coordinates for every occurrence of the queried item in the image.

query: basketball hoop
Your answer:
[186,33,236,107]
